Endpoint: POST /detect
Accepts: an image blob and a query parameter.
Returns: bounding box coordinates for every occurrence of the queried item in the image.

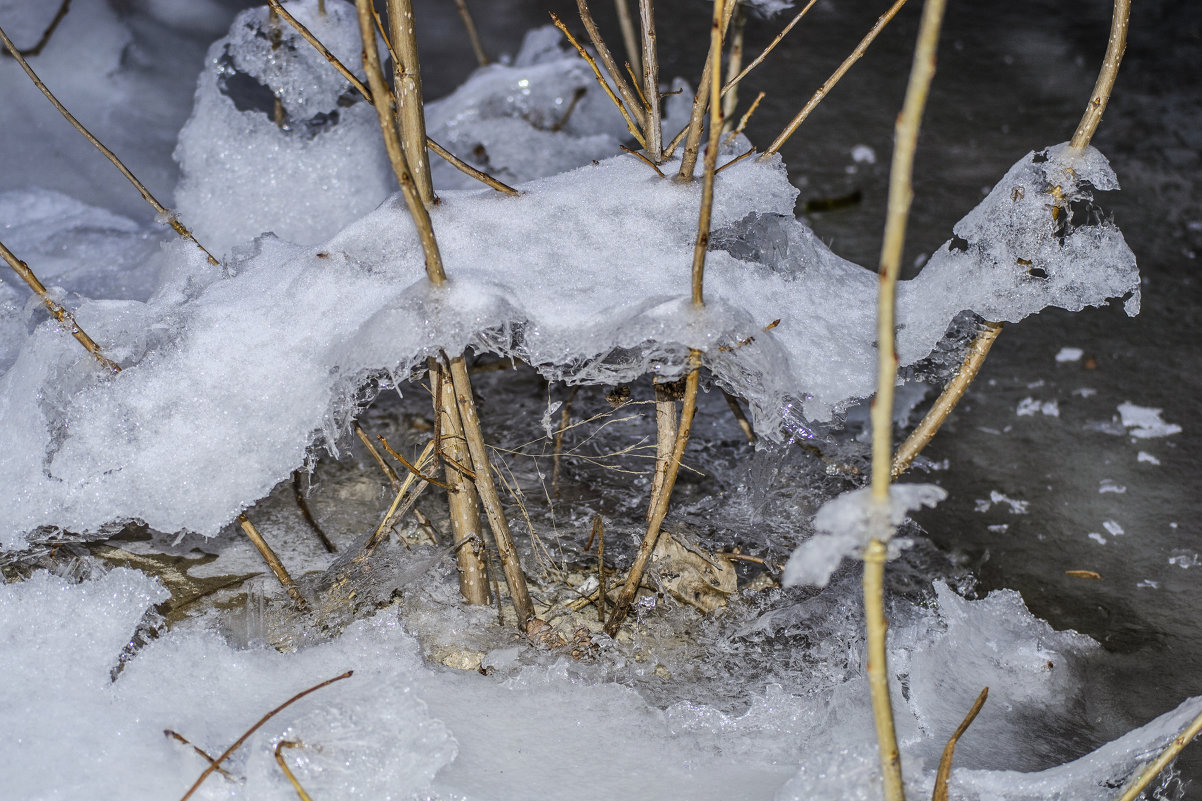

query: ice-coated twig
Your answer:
[614,0,642,77]
[892,0,1129,478]
[639,0,663,161]
[762,0,910,157]
[932,688,988,801]
[1,239,120,373]
[1116,706,1202,801]
[177,671,353,801]
[550,13,647,149]
[274,741,314,801]
[447,355,535,624]
[453,0,489,66]
[721,0,819,103]
[865,0,949,796]
[0,24,218,265]
[574,0,647,131]
[354,0,446,283]
[237,514,308,610]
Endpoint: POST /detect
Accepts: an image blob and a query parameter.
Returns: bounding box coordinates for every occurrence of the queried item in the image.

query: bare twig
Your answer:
[177,671,353,801]
[292,470,336,553]
[690,0,728,304]
[724,90,765,144]
[364,442,435,551]
[387,0,436,203]
[721,0,819,101]
[574,0,647,131]
[762,0,910,157]
[266,0,371,100]
[237,514,308,610]
[355,423,403,491]
[453,0,490,66]
[426,138,520,195]
[866,0,949,798]
[0,0,71,58]
[614,0,642,77]
[720,0,745,135]
[448,354,535,625]
[714,146,755,174]
[1,238,120,372]
[648,380,679,521]
[619,144,666,176]
[274,741,314,801]
[1116,706,1202,801]
[550,13,647,149]
[676,0,738,178]
[722,389,757,443]
[595,515,607,621]
[639,0,663,161]
[164,730,234,781]
[551,385,580,497]
[377,433,457,492]
[932,688,988,801]
[0,24,218,265]
[1071,0,1130,150]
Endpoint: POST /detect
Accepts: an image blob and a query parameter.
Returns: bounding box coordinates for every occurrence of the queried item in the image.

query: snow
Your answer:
[1056,346,1085,362]
[1117,402,1182,439]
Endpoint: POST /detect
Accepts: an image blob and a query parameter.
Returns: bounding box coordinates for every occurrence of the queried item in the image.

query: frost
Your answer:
[782,484,946,588]
[1117,402,1182,439]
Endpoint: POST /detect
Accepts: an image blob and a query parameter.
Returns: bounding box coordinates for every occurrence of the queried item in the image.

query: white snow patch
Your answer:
[1055,347,1084,362]
[1016,397,1059,417]
[1117,402,1181,439]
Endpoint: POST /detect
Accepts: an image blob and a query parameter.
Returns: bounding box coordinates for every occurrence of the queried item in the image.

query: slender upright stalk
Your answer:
[237,514,308,610]
[1116,706,1202,801]
[689,0,726,302]
[639,0,662,161]
[2,239,120,373]
[721,0,819,102]
[575,0,647,131]
[720,0,744,134]
[388,0,435,203]
[0,24,218,265]
[762,0,910,157]
[1071,0,1130,150]
[866,0,948,798]
[452,0,489,66]
[614,0,642,77]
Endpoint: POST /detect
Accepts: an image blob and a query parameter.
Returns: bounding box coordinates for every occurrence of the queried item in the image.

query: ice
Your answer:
[1016,397,1059,417]
[975,491,1030,515]
[1138,451,1161,465]
[1056,346,1085,362]
[781,484,946,588]
[1117,401,1182,439]
[1103,520,1125,536]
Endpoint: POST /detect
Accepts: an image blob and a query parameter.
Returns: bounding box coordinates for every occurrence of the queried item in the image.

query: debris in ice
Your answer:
[974,490,1029,514]
[1137,451,1161,465]
[650,529,737,613]
[851,144,876,164]
[782,484,946,588]
[1098,479,1126,494]
[1073,387,1098,398]
[1101,520,1124,537]
[1016,397,1059,417]
[1055,347,1084,362]
[1088,532,1107,544]
[1116,401,1182,439]
[1169,550,1200,569]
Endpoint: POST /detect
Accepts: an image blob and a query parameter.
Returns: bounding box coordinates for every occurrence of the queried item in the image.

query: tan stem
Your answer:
[639,0,662,161]
[689,0,727,306]
[891,322,1002,479]
[762,0,910,157]
[551,13,647,149]
[388,0,435,204]
[355,0,445,284]
[647,382,679,521]
[932,688,988,801]
[604,356,701,636]
[274,741,314,801]
[721,0,819,102]
[1070,0,1130,150]
[355,423,403,490]
[722,389,757,443]
[575,0,647,131]
[447,355,534,625]
[237,514,307,610]
[614,0,642,77]
[1116,707,1202,801]
[436,362,491,605]
[453,0,489,66]
[0,24,217,265]
[863,539,903,801]
[1,239,120,373]
[719,0,744,134]
[676,0,737,178]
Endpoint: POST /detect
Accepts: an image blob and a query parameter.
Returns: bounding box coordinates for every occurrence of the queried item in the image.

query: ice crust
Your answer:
[0,138,1139,546]
[3,569,1194,800]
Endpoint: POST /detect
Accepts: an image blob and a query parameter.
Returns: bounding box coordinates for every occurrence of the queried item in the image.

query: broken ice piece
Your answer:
[1137,451,1161,465]
[1055,347,1084,362]
[1017,397,1059,417]
[1117,402,1182,439]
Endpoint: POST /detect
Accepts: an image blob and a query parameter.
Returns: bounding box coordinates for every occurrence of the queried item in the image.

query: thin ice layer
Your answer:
[0,142,1137,545]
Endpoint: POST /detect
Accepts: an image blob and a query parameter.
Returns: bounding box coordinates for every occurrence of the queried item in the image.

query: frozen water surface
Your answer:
[2,0,1202,798]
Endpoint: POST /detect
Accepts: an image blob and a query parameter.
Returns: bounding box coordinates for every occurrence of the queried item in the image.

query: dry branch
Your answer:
[0,24,218,265]
[550,13,647,149]
[932,688,988,801]
[574,0,647,131]
[639,0,663,161]
[274,741,315,801]
[453,0,490,66]
[614,0,641,77]
[388,0,435,203]
[237,514,308,610]
[292,470,336,553]
[1116,706,1202,801]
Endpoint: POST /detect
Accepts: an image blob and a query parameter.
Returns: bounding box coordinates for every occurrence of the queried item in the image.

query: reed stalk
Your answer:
[453,0,489,66]
[237,514,308,610]
[676,0,738,178]
[387,0,435,203]
[639,0,663,161]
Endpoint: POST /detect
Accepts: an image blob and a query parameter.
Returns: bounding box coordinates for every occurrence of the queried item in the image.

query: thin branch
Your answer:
[762,0,910,157]
[266,0,371,101]
[292,470,336,553]
[933,688,988,801]
[722,389,757,443]
[619,144,666,176]
[0,0,71,58]
[891,322,1002,478]
[164,730,234,781]
[574,0,647,131]
[1117,706,1202,801]
[1071,0,1130,150]
[690,0,728,305]
[388,0,436,203]
[639,0,663,161]
[453,0,490,66]
[647,381,680,522]
[724,90,765,144]
[377,433,457,492]
[675,0,739,178]
[551,385,580,497]
[355,423,403,491]
[614,0,642,78]
[720,0,745,135]
[714,146,755,174]
[426,138,520,194]
[721,0,819,101]
[364,440,435,551]
[550,13,647,149]
[237,514,308,610]
[0,24,218,265]
[274,741,314,801]
[354,0,446,283]
[866,0,949,798]
[1,238,120,373]
[177,671,353,801]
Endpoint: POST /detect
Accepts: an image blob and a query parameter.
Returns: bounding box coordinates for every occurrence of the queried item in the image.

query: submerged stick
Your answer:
[932,688,987,801]
[892,0,1129,475]
[177,671,353,801]
[1,239,120,373]
[1116,706,1202,801]
[453,0,490,66]
[762,0,910,157]
[0,25,218,265]
[447,355,535,625]
[237,514,308,610]
[866,0,949,798]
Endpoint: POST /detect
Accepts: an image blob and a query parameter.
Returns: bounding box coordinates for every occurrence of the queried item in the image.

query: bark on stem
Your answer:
[676,0,737,178]
[614,0,641,77]
[575,0,647,132]
[388,0,435,203]
[237,514,307,610]
[866,0,948,797]
[639,0,662,161]
[1070,0,1130,150]
[689,0,727,305]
